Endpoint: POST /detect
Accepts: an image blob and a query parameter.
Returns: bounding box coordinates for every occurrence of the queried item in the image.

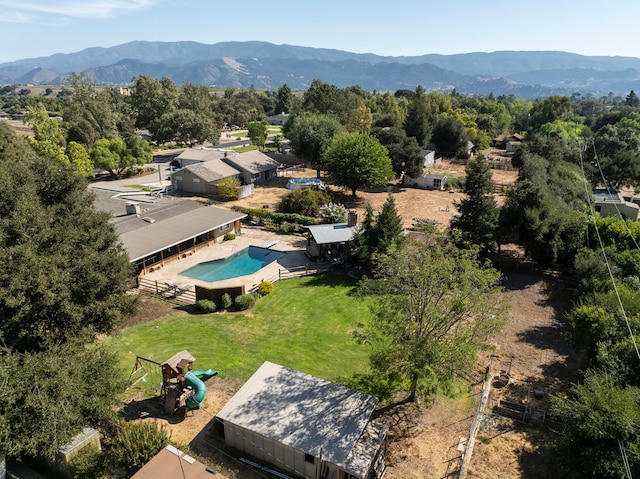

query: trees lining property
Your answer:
[356,235,507,401]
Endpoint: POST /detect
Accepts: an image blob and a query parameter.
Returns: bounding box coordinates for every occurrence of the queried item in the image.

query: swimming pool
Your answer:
[285,177,324,190]
[179,246,286,282]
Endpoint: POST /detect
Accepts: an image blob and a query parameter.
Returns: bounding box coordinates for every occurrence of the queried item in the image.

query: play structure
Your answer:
[129,350,216,415]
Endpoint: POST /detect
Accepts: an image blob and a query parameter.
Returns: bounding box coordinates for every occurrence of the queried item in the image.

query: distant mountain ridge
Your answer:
[1,41,639,98]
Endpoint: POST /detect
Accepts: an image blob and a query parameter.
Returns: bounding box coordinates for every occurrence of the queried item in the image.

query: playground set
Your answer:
[129,350,216,415]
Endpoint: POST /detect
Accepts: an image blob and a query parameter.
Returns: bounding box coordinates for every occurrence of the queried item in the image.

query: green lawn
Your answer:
[110,273,372,384]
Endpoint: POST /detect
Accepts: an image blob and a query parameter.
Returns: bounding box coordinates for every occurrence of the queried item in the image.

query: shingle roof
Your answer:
[180,159,241,182]
[117,204,246,262]
[224,150,280,174]
[131,446,230,479]
[216,361,381,476]
[176,148,228,163]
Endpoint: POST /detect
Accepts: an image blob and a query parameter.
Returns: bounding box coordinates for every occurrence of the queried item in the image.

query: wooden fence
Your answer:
[136,277,196,306]
[492,399,561,427]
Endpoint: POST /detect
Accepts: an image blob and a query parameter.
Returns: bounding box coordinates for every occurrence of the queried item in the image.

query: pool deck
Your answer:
[139,227,310,292]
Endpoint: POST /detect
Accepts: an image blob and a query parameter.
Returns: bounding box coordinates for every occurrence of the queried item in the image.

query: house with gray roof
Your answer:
[214,361,388,479]
[593,188,640,221]
[171,148,281,195]
[222,149,281,185]
[113,201,246,275]
[172,159,242,196]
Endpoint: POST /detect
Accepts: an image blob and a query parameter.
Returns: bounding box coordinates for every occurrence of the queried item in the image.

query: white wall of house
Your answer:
[404,174,447,190]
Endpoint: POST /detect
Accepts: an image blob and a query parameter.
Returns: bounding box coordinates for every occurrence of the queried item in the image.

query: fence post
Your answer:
[155,280,159,294]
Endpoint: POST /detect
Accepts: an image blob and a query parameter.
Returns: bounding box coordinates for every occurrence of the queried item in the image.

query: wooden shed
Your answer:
[214,361,387,479]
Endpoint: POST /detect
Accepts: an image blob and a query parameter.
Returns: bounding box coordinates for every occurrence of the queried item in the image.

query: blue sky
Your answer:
[1,0,639,64]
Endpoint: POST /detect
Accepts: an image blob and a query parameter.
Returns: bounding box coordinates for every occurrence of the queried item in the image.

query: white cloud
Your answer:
[0,11,36,23]
[0,0,156,19]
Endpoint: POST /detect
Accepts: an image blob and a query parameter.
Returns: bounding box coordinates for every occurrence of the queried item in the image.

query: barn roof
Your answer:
[216,361,382,476]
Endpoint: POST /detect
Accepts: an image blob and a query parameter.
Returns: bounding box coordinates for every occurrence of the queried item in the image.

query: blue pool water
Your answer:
[285,177,323,189]
[179,246,286,282]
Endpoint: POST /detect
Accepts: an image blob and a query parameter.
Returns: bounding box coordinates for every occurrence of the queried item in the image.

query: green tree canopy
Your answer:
[90,136,152,178]
[282,113,344,176]
[372,193,404,254]
[61,72,120,146]
[452,154,499,253]
[0,123,136,353]
[129,75,179,130]
[275,83,293,114]
[550,369,640,478]
[323,131,394,196]
[372,125,425,178]
[0,340,126,459]
[403,85,431,147]
[247,120,269,149]
[25,104,94,177]
[356,236,507,401]
[431,116,470,158]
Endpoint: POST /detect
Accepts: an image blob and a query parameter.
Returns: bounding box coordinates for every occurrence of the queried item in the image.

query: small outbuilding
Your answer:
[305,213,358,260]
[593,188,640,221]
[214,361,388,479]
[404,173,447,190]
[131,445,229,479]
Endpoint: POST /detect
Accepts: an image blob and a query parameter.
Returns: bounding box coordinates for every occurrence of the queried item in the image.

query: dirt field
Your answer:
[227,153,517,229]
[121,158,577,478]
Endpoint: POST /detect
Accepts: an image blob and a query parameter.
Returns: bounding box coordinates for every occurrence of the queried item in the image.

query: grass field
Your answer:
[110,273,373,383]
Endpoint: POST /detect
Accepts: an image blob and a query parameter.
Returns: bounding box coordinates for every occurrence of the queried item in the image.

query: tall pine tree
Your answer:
[452,154,499,253]
[403,85,431,147]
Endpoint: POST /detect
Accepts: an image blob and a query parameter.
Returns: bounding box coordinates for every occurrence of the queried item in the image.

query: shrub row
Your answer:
[232,206,317,226]
[195,282,273,313]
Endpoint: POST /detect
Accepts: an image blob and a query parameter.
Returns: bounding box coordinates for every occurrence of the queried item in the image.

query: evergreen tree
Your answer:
[403,85,431,147]
[625,90,640,108]
[0,123,136,352]
[275,84,293,114]
[350,203,376,265]
[374,193,404,253]
[452,155,499,253]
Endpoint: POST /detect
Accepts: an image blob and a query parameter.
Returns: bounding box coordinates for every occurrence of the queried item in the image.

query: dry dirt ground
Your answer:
[226,152,517,229]
[121,155,576,478]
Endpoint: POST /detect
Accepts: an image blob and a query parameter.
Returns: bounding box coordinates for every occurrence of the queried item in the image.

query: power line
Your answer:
[578,144,640,362]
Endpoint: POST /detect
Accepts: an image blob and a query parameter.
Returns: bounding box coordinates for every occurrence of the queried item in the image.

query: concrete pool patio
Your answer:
[138,226,311,293]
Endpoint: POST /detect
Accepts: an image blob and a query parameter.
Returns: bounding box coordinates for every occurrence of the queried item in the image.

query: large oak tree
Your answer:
[323,131,394,196]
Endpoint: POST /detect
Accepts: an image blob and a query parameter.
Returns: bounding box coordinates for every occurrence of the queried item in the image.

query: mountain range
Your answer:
[1,41,639,98]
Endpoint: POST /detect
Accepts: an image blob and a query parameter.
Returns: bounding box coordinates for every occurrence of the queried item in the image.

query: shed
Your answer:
[404,173,447,190]
[131,445,229,479]
[305,222,358,260]
[215,361,387,479]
